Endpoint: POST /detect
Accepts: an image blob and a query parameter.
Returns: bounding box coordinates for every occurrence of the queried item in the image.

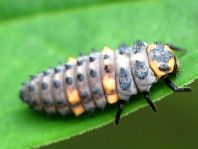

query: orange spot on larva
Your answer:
[72,104,85,116]
[67,89,80,104]
[102,75,116,94]
[107,94,119,104]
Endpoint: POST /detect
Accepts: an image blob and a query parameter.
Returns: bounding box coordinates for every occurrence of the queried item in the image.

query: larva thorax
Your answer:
[19,40,178,116]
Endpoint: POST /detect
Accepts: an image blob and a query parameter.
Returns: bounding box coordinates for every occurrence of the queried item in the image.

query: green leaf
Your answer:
[0,0,197,148]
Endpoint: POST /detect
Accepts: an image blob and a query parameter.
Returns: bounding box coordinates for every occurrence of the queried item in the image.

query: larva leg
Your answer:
[143,92,157,112]
[115,100,125,125]
[163,78,192,92]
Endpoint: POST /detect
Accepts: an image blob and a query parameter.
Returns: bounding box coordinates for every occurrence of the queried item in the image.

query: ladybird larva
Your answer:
[19,40,192,124]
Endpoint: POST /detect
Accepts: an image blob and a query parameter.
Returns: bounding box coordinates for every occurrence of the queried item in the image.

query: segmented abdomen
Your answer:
[19,41,157,116]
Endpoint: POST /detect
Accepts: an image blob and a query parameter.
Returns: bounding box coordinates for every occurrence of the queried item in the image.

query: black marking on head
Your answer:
[152,47,172,63]
[89,56,95,62]
[104,65,111,73]
[43,71,49,76]
[104,54,109,59]
[77,73,84,81]
[56,99,67,106]
[53,80,61,88]
[42,98,52,106]
[65,64,72,70]
[28,85,35,92]
[54,68,61,73]
[159,63,170,71]
[89,69,97,78]
[77,60,83,66]
[119,67,132,90]
[135,60,148,79]
[41,82,48,90]
[65,77,73,85]
[91,87,100,95]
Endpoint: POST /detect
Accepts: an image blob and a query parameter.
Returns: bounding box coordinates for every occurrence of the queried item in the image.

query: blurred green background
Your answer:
[0,0,197,148]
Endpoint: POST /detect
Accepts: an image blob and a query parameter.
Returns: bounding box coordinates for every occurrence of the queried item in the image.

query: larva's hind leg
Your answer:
[115,100,125,125]
[143,92,157,112]
[163,78,192,92]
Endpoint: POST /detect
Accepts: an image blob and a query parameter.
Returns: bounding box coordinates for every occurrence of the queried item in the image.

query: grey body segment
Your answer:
[52,65,70,115]
[27,73,43,110]
[64,59,83,113]
[130,41,157,92]
[87,52,107,109]
[76,56,96,111]
[40,69,56,114]
[115,46,137,100]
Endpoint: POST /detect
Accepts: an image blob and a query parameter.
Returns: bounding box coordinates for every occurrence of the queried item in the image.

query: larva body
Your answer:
[19,40,183,118]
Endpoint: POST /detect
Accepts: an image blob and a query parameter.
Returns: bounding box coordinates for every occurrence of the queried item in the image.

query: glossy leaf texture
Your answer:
[0,0,197,148]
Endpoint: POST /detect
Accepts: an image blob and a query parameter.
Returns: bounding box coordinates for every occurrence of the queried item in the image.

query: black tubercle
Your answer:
[65,77,73,85]
[89,56,95,62]
[54,68,61,73]
[41,82,48,90]
[77,73,84,81]
[119,67,131,90]
[77,60,83,66]
[104,65,111,73]
[89,69,97,78]
[43,71,49,76]
[65,64,72,70]
[28,85,35,92]
[56,99,67,106]
[42,98,52,106]
[91,87,100,95]
[104,54,109,59]
[80,91,89,99]
[53,80,61,88]
[118,43,128,55]
[30,75,36,80]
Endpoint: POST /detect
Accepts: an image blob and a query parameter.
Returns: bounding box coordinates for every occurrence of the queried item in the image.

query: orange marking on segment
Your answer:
[67,89,80,104]
[102,75,118,103]
[102,75,116,94]
[150,60,165,78]
[73,105,85,116]
[107,94,119,104]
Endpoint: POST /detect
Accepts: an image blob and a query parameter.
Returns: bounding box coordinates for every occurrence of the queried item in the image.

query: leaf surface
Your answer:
[0,0,197,148]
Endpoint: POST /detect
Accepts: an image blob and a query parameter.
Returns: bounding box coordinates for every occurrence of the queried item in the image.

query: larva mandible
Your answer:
[19,40,192,125]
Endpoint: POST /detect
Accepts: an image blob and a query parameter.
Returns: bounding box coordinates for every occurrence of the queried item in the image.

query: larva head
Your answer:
[147,42,179,79]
